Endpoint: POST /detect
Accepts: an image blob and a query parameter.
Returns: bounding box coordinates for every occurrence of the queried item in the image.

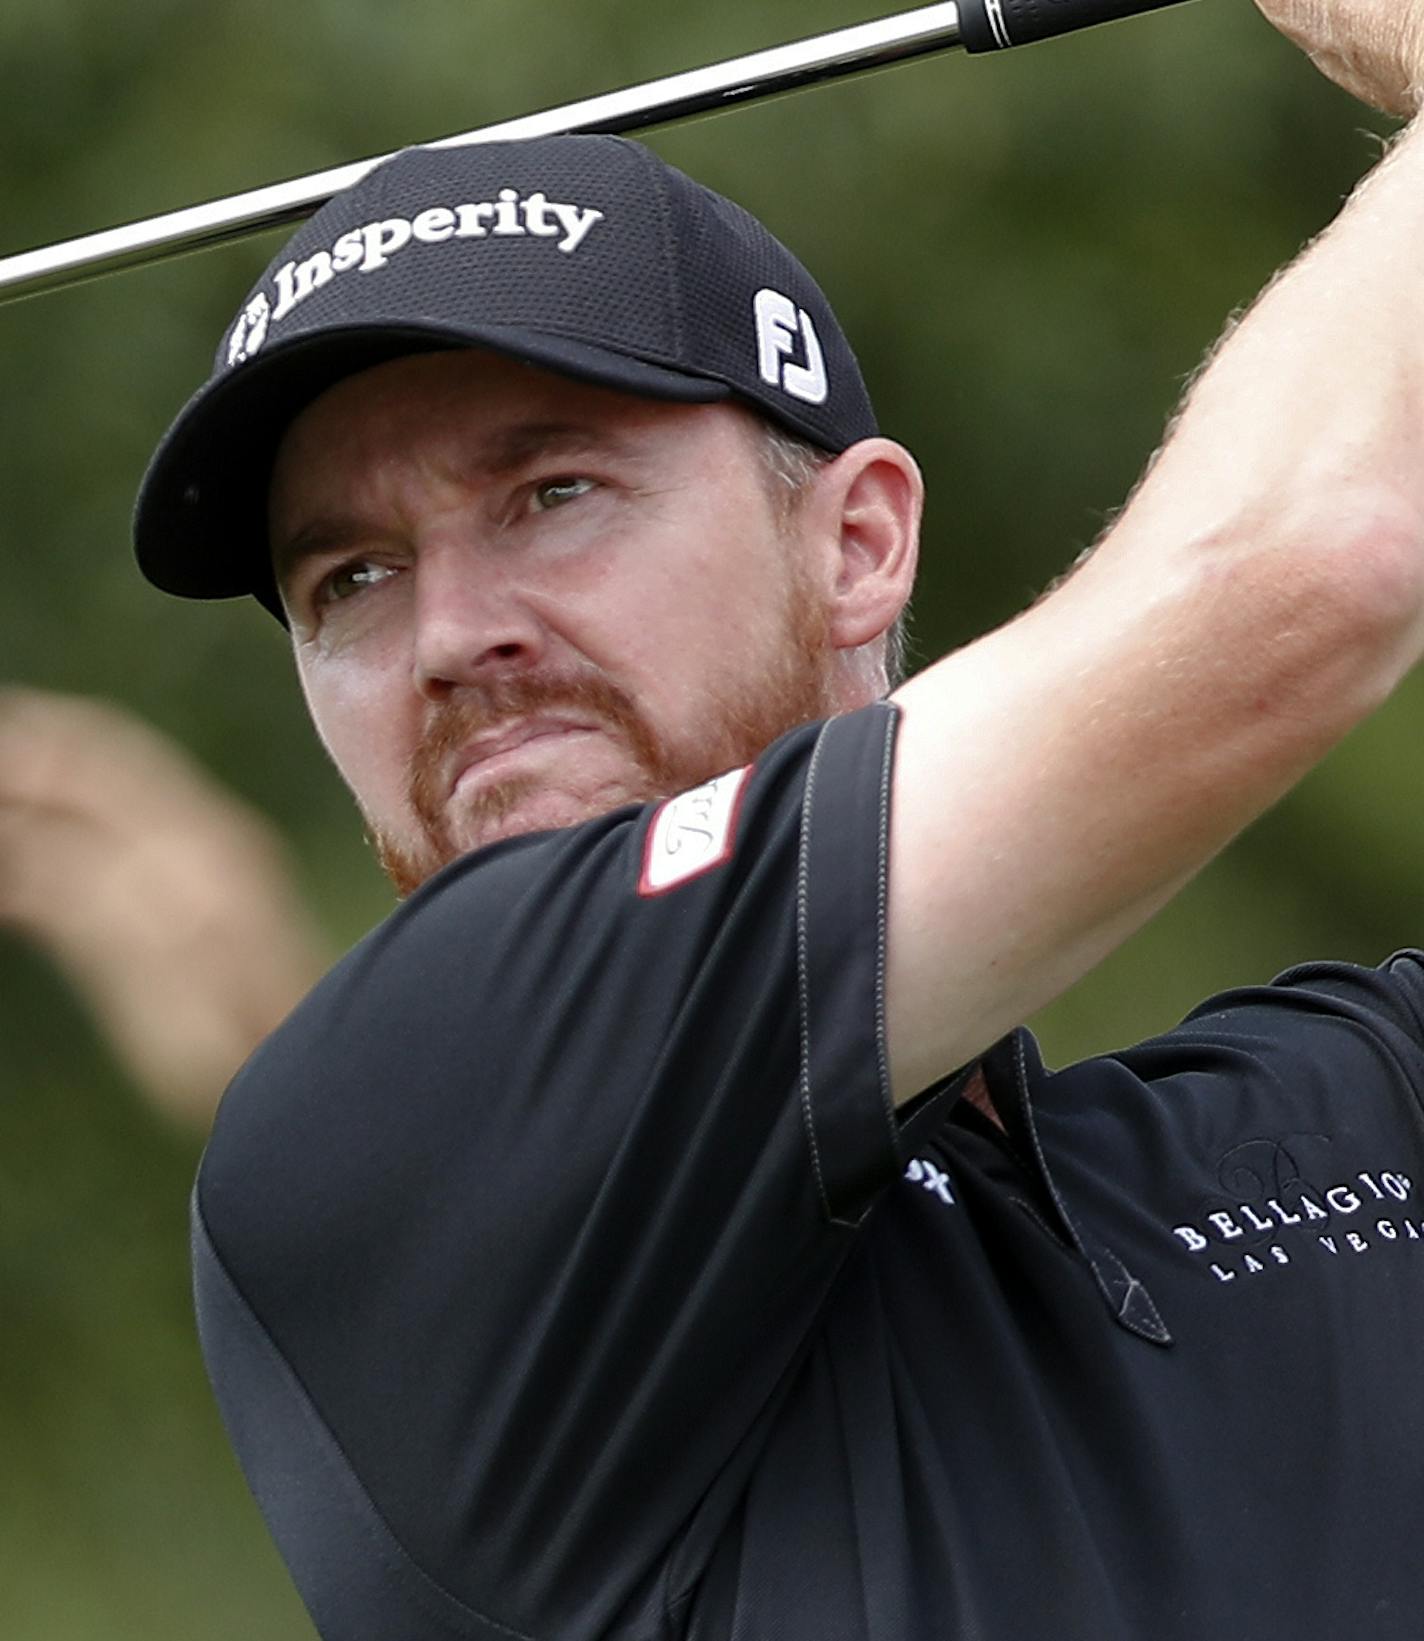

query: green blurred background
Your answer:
[1,1,1417,1634]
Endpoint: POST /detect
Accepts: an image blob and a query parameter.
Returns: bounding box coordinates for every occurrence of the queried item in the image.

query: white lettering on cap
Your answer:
[226,293,272,365]
[754,287,828,406]
[226,189,607,357]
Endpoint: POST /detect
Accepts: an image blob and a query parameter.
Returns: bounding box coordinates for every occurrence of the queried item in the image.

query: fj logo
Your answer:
[754,287,828,406]
[905,1157,955,1206]
[227,293,271,366]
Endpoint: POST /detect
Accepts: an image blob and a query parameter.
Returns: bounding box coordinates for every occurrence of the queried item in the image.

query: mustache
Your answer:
[407,669,666,832]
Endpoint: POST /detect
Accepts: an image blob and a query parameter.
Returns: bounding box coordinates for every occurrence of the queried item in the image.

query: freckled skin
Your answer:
[269,351,870,890]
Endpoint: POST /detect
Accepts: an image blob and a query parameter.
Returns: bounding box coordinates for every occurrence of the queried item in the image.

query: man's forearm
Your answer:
[1113,117,1424,688]
[886,117,1424,1096]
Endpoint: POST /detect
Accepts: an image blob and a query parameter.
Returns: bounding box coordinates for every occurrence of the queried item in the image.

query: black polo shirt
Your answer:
[193,703,1424,1641]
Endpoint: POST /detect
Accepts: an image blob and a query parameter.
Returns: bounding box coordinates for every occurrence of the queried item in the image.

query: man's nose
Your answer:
[409,544,547,700]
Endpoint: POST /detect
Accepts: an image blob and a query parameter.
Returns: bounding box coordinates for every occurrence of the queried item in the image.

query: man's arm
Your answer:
[884,0,1424,1103]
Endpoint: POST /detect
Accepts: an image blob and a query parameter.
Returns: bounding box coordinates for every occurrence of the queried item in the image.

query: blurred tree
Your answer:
[1,1,1417,1635]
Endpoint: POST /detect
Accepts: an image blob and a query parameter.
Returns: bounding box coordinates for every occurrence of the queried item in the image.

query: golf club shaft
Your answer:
[0,0,1194,307]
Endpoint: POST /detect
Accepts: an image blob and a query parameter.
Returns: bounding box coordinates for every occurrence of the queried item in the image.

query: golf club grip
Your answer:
[958,0,1191,52]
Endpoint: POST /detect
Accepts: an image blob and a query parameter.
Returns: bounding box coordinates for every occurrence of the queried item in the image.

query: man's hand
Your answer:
[1255,0,1424,115]
[0,688,330,1124]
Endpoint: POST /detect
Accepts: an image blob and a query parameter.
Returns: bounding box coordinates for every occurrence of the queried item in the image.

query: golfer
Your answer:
[134,1,1424,1635]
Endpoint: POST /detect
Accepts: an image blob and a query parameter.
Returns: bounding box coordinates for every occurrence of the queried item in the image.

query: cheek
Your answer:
[295,651,417,822]
[581,524,790,671]
[644,574,794,685]
[540,470,791,673]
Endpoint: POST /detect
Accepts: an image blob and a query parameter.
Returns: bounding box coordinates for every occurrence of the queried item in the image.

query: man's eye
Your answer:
[531,476,596,511]
[315,560,395,606]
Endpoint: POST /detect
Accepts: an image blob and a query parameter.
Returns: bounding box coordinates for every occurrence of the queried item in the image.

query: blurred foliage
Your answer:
[1,1,1418,1635]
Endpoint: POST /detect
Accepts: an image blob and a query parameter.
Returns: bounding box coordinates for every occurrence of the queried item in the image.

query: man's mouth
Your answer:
[446,718,594,798]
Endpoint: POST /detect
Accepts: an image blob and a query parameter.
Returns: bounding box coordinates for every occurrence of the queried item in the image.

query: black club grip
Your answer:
[958,0,1194,53]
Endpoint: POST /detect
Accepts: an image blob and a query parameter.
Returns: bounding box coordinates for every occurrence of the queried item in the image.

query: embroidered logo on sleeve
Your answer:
[639,766,752,896]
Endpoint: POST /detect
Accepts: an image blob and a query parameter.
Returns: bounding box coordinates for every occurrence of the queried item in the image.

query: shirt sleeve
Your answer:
[192,703,907,1641]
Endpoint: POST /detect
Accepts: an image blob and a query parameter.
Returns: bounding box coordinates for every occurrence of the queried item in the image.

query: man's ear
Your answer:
[814,437,923,653]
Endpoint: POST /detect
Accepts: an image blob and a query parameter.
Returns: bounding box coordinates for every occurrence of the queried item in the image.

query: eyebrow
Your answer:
[271,419,644,579]
[462,420,640,478]
[271,518,375,583]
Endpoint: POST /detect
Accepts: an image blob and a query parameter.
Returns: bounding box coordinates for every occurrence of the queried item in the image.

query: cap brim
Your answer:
[133,321,733,615]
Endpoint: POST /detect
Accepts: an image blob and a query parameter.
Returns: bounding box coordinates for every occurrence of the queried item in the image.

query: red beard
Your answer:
[370,562,839,896]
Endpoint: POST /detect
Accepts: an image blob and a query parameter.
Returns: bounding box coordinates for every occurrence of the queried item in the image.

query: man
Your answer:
[134,2,1424,1636]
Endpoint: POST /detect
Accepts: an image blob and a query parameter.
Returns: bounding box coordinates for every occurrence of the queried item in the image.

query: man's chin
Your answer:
[371,775,659,897]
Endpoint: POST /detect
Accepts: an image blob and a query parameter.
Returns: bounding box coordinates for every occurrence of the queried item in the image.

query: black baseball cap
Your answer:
[133,134,878,617]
